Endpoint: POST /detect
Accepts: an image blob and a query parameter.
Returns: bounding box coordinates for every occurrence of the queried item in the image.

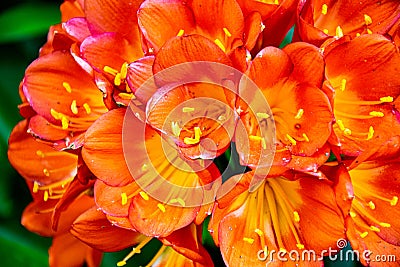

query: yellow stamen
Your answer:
[214,39,226,52]
[182,107,195,113]
[274,0,279,4]
[170,198,185,206]
[103,65,119,76]
[62,82,72,93]
[296,244,305,250]
[367,29,373,34]
[295,109,304,119]
[61,116,69,130]
[139,191,149,201]
[83,103,91,114]
[256,112,270,119]
[118,93,135,100]
[391,196,398,206]
[380,96,393,103]
[121,192,128,205]
[368,201,376,210]
[336,120,345,131]
[36,150,45,158]
[323,29,329,34]
[380,222,391,228]
[120,62,128,80]
[114,73,122,86]
[183,127,202,145]
[157,203,166,213]
[223,27,232,37]
[71,100,78,115]
[293,211,300,222]
[364,14,372,25]
[261,138,267,150]
[321,4,328,15]
[343,128,352,136]
[369,111,384,117]
[302,133,310,142]
[255,229,264,237]
[370,225,380,232]
[171,122,181,137]
[360,231,369,238]
[356,33,361,37]
[286,134,297,146]
[177,29,185,37]
[366,126,374,140]
[260,22,266,32]
[218,115,226,121]
[336,26,344,38]
[117,237,152,267]
[50,109,61,120]
[33,181,39,193]
[349,211,357,218]
[243,237,254,244]
[141,164,148,171]
[44,191,49,201]
[340,79,347,91]
[43,168,50,177]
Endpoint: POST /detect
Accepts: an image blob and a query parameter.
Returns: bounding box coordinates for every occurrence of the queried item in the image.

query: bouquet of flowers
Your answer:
[7,0,400,266]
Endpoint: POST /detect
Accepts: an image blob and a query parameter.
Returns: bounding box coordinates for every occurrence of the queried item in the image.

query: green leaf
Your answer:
[0,3,60,43]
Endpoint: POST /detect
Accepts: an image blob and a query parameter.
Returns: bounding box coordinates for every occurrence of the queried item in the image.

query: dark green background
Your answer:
[0,1,360,266]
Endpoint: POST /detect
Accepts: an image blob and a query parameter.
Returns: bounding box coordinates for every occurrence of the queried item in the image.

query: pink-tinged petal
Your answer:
[82,109,134,186]
[126,56,156,104]
[23,51,107,132]
[71,206,145,252]
[138,0,196,52]
[81,33,143,74]
[63,17,91,43]
[84,0,142,44]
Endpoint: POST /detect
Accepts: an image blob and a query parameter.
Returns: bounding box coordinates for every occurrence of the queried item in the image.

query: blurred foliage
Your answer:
[0,1,362,266]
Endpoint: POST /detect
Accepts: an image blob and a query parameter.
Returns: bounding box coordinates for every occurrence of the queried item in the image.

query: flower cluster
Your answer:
[7,0,400,266]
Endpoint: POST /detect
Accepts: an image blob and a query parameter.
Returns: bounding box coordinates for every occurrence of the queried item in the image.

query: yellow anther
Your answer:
[71,100,78,115]
[261,138,267,150]
[218,115,226,121]
[223,27,232,37]
[295,109,304,119]
[321,4,328,15]
[279,248,287,253]
[349,211,357,218]
[367,29,373,34]
[183,127,202,145]
[364,14,372,25]
[139,191,149,201]
[171,122,181,137]
[323,29,329,34]
[260,22,266,32]
[380,222,391,228]
[274,0,279,4]
[114,73,122,86]
[293,211,300,222]
[177,29,185,37]
[391,196,398,206]
[286,134,297,146]
[36,150,45,158]
[182,107,195,113]
[157,203,166,213]
[255,229,264,237]
[340,79,347,91]
[343,128,352,136]
[121,192,128,205]
[118,93,135,100]
[360,232,369,238]
[43,168,50,177]
[33,181,39,193]
[50,108,61,120]
[336,120,345,131]
[369,111,384,117]
[120,62,128,80]
[44,191,49,201]
[141,164,148,171]
[83,103,91,114]
[296,244,305,250]
[214,39,226,52]
[249,135,262,141]
[368,201,376,210]
[103,65,119,76]
[170,198,185,206]
[256,112,270,119]
[61,116,69,130]
[336,26,344,38]
[370,225,380,232]
[62,82,72,93]
[356,33,361,37]
[380,96,393,103]
[243,237,254,244]
[302,133,310,142]
[367,126,374,140]
[117,261,127,267]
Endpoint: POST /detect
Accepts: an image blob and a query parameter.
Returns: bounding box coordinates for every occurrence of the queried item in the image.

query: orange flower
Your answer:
[235,42,333,174]
[324,34,400,164]
[297,0,400,46]
[209,171,346,266]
